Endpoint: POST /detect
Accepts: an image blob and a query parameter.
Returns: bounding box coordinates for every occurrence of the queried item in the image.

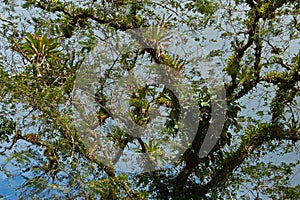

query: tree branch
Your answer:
[172,115,210,195]
[226,7,260,99]
[197,124,300,195]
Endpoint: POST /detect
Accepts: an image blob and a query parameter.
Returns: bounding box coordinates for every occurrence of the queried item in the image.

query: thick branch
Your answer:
[197,125,300,195]
[226,8,260,98]
[173,115,210,194]
[35,0,136,31]
[226,0,292,101]
[227,32,262,103]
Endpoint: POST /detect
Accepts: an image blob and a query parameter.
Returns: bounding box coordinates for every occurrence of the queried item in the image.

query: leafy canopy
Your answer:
[0,0,299,199]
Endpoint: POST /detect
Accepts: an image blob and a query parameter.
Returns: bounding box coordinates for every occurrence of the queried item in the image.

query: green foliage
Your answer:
[185,0,216,15]
[0,116,15,143]
[0,0,299,199]
[21,31,60,60]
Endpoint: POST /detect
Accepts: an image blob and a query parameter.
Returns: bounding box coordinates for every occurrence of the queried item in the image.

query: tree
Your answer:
[0,0,299,199]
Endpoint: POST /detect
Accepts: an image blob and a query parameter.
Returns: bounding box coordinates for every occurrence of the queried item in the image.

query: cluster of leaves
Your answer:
[0,116,15,143]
